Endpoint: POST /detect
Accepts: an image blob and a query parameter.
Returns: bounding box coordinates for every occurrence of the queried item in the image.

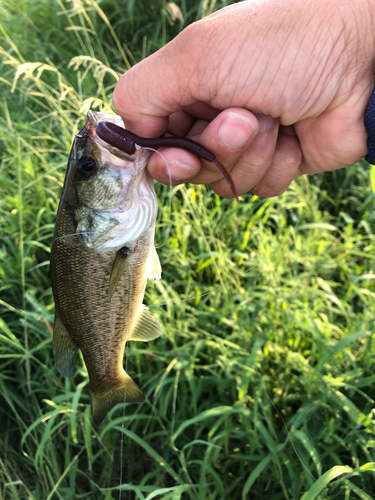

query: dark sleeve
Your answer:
[365,86,375,164]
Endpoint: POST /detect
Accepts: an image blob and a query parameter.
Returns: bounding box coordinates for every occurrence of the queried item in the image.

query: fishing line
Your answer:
[51,146,174,253]
[141,175,328,488]
[147,183,315,309]
[119,284,132,500]
[261,384,332,500]
[116,168,322,493]
[142,358,178,436]
[51,232,91,245]
[132,145,174,251]
[117,146,174,497]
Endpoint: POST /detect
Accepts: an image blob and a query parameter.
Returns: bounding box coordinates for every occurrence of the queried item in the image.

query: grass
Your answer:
[1,0,375,499]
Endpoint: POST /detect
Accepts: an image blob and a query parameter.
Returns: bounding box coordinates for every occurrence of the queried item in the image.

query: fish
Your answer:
[50,111,162,425]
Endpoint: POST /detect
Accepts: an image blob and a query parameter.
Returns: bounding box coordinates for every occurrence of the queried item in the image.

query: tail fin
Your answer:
[89,373,145,425]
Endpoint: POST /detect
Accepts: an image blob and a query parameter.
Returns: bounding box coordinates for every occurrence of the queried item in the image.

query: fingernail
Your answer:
[257,114,276,132]
[219,112,256,149]
[169,160,199,180]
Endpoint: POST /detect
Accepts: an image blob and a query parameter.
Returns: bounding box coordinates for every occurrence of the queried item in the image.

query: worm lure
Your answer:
[96,121,239,202]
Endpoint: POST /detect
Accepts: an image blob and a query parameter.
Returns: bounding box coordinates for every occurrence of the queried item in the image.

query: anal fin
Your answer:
[129,304,162,342]
[53,312,78,377]
[90,373,145,425]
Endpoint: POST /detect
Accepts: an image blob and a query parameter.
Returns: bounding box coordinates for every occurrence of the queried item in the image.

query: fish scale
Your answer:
[50,111,162,425]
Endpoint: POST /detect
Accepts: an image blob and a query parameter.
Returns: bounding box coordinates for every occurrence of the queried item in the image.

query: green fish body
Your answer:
[51,111,161,425]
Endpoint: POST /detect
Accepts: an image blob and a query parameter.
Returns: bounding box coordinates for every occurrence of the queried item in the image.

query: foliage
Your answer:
[1,0,375,499]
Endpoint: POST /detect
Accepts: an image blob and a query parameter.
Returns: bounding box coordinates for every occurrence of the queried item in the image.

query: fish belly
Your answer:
[52,217,159,424]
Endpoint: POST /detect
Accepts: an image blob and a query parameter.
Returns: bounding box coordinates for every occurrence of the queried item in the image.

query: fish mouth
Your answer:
[87,112,136,163]
[87,110,124,128]
[77,125,88,138]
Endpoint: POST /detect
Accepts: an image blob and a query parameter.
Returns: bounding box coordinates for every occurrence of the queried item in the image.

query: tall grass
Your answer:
[1,1,375,499]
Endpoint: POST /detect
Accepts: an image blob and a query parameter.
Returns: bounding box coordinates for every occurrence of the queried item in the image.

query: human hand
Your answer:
[113,0,375,199]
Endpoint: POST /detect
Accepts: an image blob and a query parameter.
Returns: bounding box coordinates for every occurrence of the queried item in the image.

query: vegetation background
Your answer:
[1,0,375,498]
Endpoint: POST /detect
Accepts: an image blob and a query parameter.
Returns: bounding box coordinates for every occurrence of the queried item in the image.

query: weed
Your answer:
[0,1,375,499]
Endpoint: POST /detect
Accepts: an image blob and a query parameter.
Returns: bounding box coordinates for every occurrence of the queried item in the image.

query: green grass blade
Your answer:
[300,466,353,500]
[242,453,273,498]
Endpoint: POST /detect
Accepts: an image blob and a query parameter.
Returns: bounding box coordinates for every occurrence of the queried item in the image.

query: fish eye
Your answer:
[77,156,98,179]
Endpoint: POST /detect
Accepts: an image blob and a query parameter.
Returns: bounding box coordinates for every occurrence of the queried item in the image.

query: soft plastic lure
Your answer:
[96,120,239,202]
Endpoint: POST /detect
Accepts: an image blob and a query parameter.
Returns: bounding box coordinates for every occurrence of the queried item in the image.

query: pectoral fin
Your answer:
[109,246,131,300]
[129,304,162,342]
[53,312,78,377]
[146,246,161,280]
[90,373,145,425]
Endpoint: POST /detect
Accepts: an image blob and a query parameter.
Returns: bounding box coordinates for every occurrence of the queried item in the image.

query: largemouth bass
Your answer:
[51,111,162,425]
